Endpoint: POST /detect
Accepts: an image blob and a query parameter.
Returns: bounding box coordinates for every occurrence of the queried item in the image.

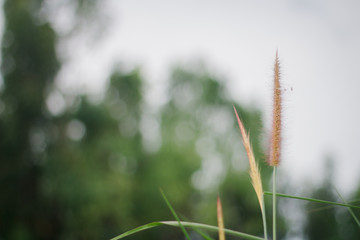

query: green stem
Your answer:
[261,196,268,240]
[272,166,277,240]
[111,221,265,240]
[263,192,360,209]
[160,189,191,240]
[335,189,360,228]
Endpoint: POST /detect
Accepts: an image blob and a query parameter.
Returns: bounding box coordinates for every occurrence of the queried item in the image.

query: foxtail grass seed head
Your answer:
[268,51,282,167]
[233,106,264,211]
[217,195,226,240]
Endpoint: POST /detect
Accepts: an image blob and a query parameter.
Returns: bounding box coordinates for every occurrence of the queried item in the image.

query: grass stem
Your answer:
[261,196,268,240]
[264,192,360,209]
[272,166,277,240]
[335,188,360,228]
[160,189,191,240]
[111,221,265,240]
[217,195,226,240]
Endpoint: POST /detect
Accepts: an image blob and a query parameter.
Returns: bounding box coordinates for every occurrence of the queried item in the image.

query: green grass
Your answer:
[112,52,360,239]
[160,189,191,240]
[111,221,265,240]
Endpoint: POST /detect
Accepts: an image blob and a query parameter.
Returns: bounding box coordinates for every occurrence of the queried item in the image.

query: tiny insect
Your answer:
[282,87,293,92]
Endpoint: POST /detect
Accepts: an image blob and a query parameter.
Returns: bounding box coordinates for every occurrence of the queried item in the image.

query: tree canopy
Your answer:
[0,1,359,239]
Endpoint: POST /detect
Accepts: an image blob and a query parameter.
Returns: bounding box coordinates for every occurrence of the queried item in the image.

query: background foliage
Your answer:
[0,1,359,239]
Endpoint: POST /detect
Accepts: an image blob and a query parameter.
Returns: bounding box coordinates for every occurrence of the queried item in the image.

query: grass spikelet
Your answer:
[269,50,283,240]
[268,50,282,167]
[233,106,264,211]
[233,106,268,239]
[217,195,226,240]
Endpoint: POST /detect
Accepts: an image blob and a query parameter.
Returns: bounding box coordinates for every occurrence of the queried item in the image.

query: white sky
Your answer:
[56,0,360,196]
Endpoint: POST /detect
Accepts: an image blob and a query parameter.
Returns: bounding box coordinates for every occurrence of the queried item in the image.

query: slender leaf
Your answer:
[180,214,215,240]
[264,191,360,209]
[335,189,360,228]
[160,189,191,240]
[194,229,215,240]
[111,221,265,240]
[111,222,163,239]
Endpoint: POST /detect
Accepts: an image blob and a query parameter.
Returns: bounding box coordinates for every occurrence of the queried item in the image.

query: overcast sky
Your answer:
[55,0,360,196]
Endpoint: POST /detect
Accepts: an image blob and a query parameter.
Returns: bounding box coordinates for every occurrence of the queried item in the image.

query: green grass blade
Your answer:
[160,189,191,240]
[111,221,265,240]
[335,189,360,228]
[264,191,360,209]
[164,222,264,240]
[180,215,215,240]
[110,222,163,239]
[193,229,215,240]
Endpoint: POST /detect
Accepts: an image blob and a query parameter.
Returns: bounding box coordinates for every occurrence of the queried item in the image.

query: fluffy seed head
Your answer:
[268,51,282,167]
[233,106,264,211]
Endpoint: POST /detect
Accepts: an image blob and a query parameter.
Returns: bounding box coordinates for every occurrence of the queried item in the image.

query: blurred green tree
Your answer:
[129,64,278,239]
[304,161,339,240]
[304,158,360,240]
[0,0,60,238]
[42,69,144,239]
[0,1,284,240]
